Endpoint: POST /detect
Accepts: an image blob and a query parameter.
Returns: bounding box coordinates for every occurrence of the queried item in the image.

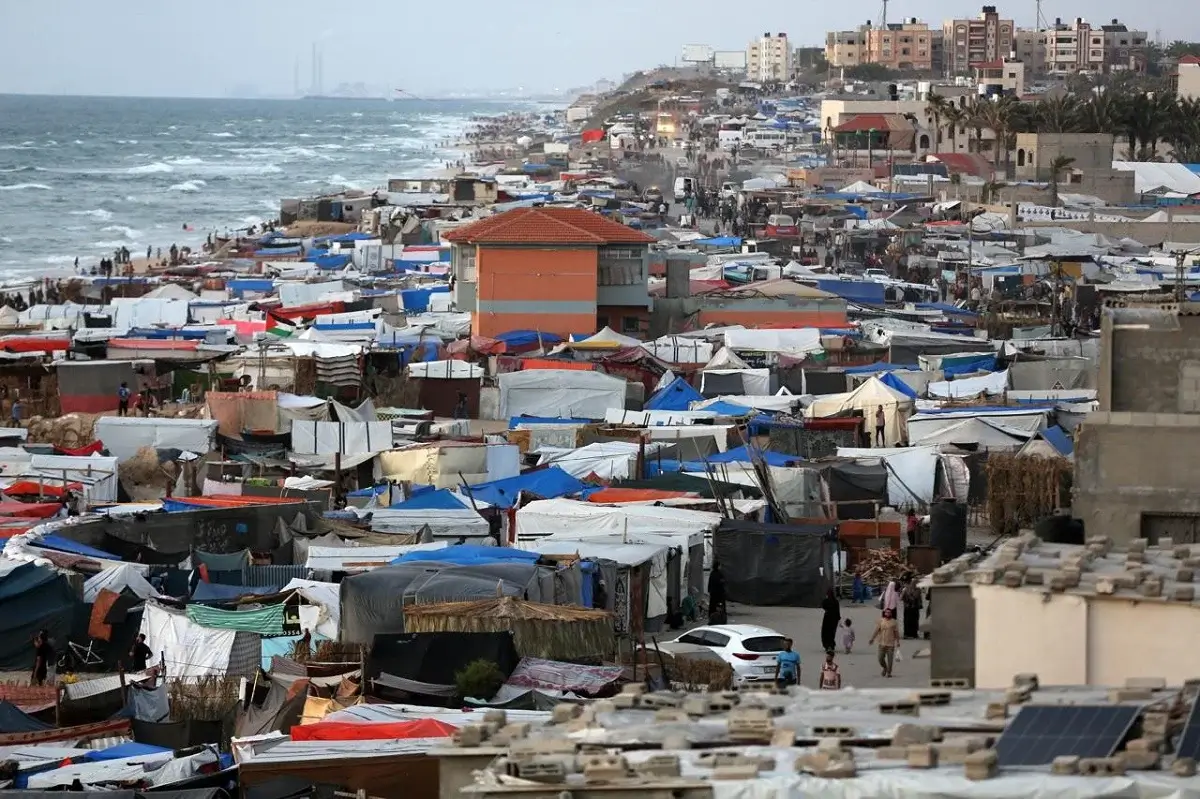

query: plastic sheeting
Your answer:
[290,717,457,741]
[139,602,235,679]
[642,337,713,364]
[281,578,341,639]
[83,563,156,603]
[724,328,821,355]
[836,446,939,507]
[110,298,189,333]
[498,370,626,420]
[463,466,584,508]
[700,369,771,396]
[185,603,285,635]
[644,377,704,411]
[93,418,217,462]
[408,360,484,379]
[291,420,392,455]
[535,441,648,481]
[714,520,833,606]
[805,377,914,447]
[928,369,1010,399]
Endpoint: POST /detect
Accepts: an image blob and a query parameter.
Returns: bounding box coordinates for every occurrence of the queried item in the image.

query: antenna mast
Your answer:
[1035,0,1049,29]
[879,0,889,29]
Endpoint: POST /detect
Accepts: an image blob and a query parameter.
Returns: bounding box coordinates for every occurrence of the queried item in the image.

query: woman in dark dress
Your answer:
[901,576,923,639]
[820,588,841,652]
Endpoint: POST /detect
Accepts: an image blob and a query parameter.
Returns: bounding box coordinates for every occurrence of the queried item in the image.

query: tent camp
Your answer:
[497,370,626,420]
[713,520,835,606]
[804,376,914,447]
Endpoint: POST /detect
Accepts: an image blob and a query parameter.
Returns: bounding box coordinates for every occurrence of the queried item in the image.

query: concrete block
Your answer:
[482,709,507,727]
[491,722,532,744]
[915,690,952,706]
[1129,537,1149,553]
[1157,536,1175,549]
[875,746,909,760]
[813,760,858,779]
[907,744,938,769]
[812,725,857,738]
[964,749,999,781]
[933,742,972,765]
[1125,551,1146,564]
[517,759,568,783]
[640,692,682,709]
[1003,570,1024,588]
[654,708,688,723]
[1024,570,1045,585]
[1174,545,1193,560]
[1108,687,1153,702]
[1173,585,1195,602]
[930,678,971,689]
[970,568,1000,585]
[771,728,796,747]
[1062,568,1082,587]
[620,683,647,695]
[591,699,616,715]
[1185,558,1200,570]
[1121,750,1160,770]
[1078,756,1125,776]
[879,700,920,716]
[452,725,487,747]
[1096,576,1116,594]
[892,723,939,746]
[816,737,846,754]
[1051,755,1080,774]
[661,732,691,750]
[1140,578,1164,598]
[1004,687,1031,704]
[681,696,711,717]
[985,702,1009,720]
[1173,757,1197,777]
[1125,736,1164,752]
[611,693,639,709]
[713,764,761,780]
[1125,676,1167,691]
[1049,573,1068,592]
[581,754,629,783]
[1175,568,1195,583]
[637,754,681,778]
[551,703,581,724]
[1141,711,1169,736]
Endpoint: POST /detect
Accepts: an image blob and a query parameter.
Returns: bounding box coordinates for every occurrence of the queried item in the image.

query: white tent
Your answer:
[927,369,1010,399]
[805,376,915,447]
[704,347,751,370]
[498,369,626,420]
[84,563,158,602]
[839,180,884,194]
[724,328,822,355]
[565,326,642,349]
[407,360,484,379]
[142,283,199,301]
[908,416,1031,450]
[643,336,714,365]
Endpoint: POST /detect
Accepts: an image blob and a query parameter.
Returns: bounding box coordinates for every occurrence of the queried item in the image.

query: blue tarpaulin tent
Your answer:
[815,279,886,305]
[255,247,301,257]
[392,544,539,566]
[880,371,918,398]
[645,377,704,411]
[82,742,171,762]
[494,330,566,348]
[703,400,755,416]
[307,253,353,270]
[192,582,281,602]
[228,279,276,297]
[844,362,919,375]
[1041,425,1074,456]
[37,535,121,561]
[694,236,743,247]
[129,327,212,340]
[680,445,799,471]
[399,286,451,312]
[315,232,374,244]
[389,488,472,511]
[916,302,979,317]
[464,466,584,508]
[942,354,997,377]
[508,415,592,429]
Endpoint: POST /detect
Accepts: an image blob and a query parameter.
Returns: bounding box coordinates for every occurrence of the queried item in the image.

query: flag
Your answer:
[266,312,296,337]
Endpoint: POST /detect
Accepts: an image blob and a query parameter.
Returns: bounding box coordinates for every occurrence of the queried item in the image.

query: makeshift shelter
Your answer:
[821,460,890,520]
[93,418,218,462]
[644,376,703,412]
[805,376,915,447]
[401,597,614,661]
[909,416,1032,451]
[497,370,626,420]
[367,631,520,701]
[564,326,643,350]
[713,520,836,606]
[0,560,76,669]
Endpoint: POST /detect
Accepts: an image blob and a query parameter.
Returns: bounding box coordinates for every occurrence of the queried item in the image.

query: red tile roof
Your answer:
[834,114,915,134]
[1180,55,1200,65]
[442,207,655,245]
[929,152,994,178]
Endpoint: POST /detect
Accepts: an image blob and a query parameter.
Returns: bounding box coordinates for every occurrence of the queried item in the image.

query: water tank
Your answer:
[929,499,967,564]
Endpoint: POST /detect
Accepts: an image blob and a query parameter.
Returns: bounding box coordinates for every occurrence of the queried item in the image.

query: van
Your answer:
[673,176,695,201]
[720,182,738,199]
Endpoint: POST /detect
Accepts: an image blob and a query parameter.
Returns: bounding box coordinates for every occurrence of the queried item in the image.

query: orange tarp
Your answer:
[520,359,594,371]
[290,717,458,741]
[587,488,695,503]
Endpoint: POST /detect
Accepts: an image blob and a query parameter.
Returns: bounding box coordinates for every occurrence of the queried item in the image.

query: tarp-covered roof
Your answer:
[645,376,704,412]
[463,466,584,508]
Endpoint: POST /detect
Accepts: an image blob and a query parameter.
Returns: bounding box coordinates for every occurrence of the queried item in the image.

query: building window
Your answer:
[596,315,609,329]
[457,247,477,282]
[621,316,641,334]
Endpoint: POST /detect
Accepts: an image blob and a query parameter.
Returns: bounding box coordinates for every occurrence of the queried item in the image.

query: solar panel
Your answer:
[1176,698,1200,760]
[994,705,1139,767]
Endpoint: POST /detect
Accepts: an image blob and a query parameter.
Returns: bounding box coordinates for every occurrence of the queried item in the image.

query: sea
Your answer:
[0,94,518,279]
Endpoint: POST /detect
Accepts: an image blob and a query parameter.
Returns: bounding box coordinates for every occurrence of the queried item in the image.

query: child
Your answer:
[851,571,868,604]
[841,617,855,654]
[819,649,842,690]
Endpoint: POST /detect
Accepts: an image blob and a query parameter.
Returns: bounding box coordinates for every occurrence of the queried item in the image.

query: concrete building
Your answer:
[1012,132,1134,204]
[747,32,791,83]
[444,207,656,339]
[1100,20,1149,72]
[1013,28,1046,74]
[943,5,1015,76]
[1074,306,1200,542]
[974,57,1025,97]
[1041,17,1106,74]
[825,28,867,68]
[1177,55,1200,101]
[868,19,936,72]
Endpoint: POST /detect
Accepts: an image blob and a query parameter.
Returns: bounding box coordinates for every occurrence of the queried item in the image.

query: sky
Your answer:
[2,0,1198,98]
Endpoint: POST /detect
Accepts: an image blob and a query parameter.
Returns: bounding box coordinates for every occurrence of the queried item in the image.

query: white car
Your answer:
[670,624,790,684]
[864,268,891,282]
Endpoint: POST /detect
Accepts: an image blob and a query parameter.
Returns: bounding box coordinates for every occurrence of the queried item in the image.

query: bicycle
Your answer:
[56,639,104,672]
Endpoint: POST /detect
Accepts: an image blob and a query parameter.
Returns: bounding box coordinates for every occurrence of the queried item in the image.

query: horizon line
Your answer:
[0,91,568,102]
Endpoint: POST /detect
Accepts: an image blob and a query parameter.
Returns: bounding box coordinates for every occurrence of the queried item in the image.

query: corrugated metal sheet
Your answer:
[245,564,311,587]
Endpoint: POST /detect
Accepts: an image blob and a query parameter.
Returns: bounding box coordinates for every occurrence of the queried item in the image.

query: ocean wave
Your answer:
[211,132,236,138]
[0,236,12,244]
[128,161,173,174]
[73,140,84,145]
[93,239,137,249]
[102,225,143,240]
[0,166,33,174]
[70,208,114,220]
[169,180,206,193]
[44,255,77,265]
[0,183,51,192]
[326,174,365,190]
[167,156,205,166]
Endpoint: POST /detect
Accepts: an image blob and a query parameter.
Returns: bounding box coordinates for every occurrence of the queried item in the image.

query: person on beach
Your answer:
[117,382,131,416]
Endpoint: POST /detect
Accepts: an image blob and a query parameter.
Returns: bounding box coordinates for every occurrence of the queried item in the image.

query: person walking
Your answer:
[875,405,886,446]
[773,638,800,688]
[840,618,856,654]
[31,630,54,686]
[901,576,923,639]
[818,650,842,690]
[117,382,131,416]
[870,609,900,678]
[707,562,727,624]
[820,587,841,652]
[906,509,920,547]
[9,396,22,428]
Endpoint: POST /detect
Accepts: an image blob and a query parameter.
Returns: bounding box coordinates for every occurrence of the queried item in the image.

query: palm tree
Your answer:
[965,98,989,156]
[1048,155,1075,208]
[943,106,966,154]
[925,92,949,151]
[1035,96,1080,134]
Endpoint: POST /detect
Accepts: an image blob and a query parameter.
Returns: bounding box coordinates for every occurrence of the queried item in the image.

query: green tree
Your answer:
[1048,155,1076,208]
[942,105,966,154]
[925,91,949,151]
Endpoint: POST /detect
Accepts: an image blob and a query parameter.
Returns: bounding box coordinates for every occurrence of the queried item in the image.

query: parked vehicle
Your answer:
[765,214,799,238]
[668,624,789,684]
[673,176,695,202]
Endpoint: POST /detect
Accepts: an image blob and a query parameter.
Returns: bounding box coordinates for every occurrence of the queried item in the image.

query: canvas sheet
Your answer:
[906,410,1046,444]
[695,394,798,413]
[1009,358,1096,391]
[94,418,218,462]
[205,391,279,437]
[110,298,189,333]
[805,377,913,447]
[504,657,624,695]
[724,328,821,355]
[642,337,714,364]
[291,420,392,455]
[281,578,341,639]
[278,281,345,307]
[84,563,156,602]
[517,498,719,538]
[27,453,119,502]
[524,538,668,617]
[498,370,625,420]
[139,603,235,679]
[409,360,484,379]
[485,443,521,482]
[928,369,1010,399]
[535,441,646,481]
[332,397,378,423]
[700,369,771,396]
[836,446,939,507]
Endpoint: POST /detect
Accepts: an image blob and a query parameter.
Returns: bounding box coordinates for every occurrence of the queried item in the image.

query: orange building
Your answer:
[443,207,656,340]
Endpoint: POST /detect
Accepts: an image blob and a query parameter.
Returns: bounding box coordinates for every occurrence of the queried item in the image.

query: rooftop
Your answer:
[833,114,916,134]
[442,207,656,246]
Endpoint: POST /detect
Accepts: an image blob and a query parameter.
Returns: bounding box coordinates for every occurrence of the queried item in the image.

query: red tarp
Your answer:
[0,502,64,519]
[587,488,695,503]
[290,718,458,742]
[0,337,69,353]
[520,359,595,371]
[3,481,82,498]
[581,129,606,143]
[272,301,346,321]
[55,441,105,457]
[109,338,199,351]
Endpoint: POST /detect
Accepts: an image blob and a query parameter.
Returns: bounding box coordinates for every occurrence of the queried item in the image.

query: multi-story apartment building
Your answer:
[1041,18,1106,74]
[747,32,791,83]
[943,5,1014,75]
[867,19,936,72]
[1100,20,1149,72]
[825,28,867,68]
[1013,28,1047,74]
